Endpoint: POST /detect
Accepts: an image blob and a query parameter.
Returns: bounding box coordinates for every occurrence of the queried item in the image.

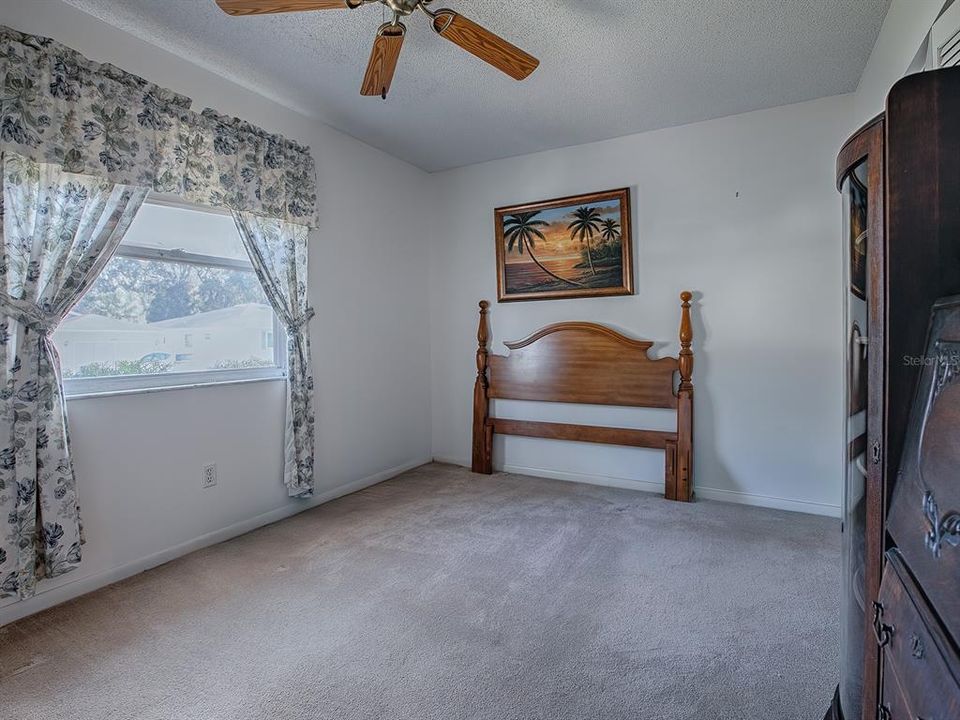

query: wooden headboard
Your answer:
[471,292,695,501]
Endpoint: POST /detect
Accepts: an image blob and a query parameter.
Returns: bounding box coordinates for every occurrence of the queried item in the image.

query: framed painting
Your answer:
[495,188,634,302]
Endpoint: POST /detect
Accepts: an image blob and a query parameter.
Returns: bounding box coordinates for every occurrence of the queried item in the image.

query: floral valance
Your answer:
[0,25,318,228]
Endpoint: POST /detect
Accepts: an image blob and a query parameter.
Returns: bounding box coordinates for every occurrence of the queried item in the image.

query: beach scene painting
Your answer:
[495,188,633,302]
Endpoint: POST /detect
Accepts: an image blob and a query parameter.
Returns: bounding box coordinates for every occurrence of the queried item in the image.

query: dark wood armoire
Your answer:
[827,66,960,720]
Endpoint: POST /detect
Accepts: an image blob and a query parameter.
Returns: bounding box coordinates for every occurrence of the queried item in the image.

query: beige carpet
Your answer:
[0,463,839,720]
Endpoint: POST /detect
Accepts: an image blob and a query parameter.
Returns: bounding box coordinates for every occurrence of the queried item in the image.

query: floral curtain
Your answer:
[0,152,147,599]
[233,212,314,497]
[0,23,321,597]
[0,25,319,228]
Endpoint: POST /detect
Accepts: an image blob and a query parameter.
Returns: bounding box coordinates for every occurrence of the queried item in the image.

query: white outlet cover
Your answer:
[202,463,217,488]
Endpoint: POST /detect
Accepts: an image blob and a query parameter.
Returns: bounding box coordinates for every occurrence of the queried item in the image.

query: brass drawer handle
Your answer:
[872,601,894,648]
[923,490,960,559]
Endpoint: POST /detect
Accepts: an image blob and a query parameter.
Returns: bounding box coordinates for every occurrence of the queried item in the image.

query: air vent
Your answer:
[939,26,960,67]
[932,2,960,68]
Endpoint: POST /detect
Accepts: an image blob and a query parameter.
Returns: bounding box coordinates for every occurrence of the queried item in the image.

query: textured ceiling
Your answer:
[62,0,890,171]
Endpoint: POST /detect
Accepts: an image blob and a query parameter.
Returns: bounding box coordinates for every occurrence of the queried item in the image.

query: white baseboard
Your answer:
[503,463,665,495]
[433,455,840,518]
[0,456,431,627]
[693,485,840,517]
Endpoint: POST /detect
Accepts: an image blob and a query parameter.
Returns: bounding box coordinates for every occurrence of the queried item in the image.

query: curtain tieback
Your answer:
[286,307,314,337]
[0,292,59,334]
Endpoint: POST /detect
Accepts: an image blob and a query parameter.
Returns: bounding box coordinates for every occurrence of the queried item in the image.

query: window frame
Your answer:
[60,203,287,399]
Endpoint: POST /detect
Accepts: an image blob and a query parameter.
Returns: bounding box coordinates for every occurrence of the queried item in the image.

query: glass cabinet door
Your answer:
[839,159,869,720]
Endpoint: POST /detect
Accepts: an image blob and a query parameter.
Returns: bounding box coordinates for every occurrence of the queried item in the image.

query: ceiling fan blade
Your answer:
[361,24,406,98]
[216,0,349,16]
[430,9,539,81]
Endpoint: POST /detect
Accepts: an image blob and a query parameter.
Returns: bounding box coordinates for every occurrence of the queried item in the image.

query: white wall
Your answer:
[429,94,852,516]
[0,0,433,625]
[850,0,949,127]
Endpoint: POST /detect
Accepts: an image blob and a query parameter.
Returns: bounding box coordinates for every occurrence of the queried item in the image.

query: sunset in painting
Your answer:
[497,191,630,301]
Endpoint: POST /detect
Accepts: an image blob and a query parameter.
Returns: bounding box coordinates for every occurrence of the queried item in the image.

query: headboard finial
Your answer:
[678,291,694,392]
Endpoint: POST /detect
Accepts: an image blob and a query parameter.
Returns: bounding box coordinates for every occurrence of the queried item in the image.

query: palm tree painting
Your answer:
[495,188,633,302]
[503,212,585,288]
[600,218,621,245]
[567,206,604,275]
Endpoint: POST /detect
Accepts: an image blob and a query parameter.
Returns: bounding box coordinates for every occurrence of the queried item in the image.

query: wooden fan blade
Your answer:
[431,10,539,81]
[361,24,406,98]
[216,0,349,16]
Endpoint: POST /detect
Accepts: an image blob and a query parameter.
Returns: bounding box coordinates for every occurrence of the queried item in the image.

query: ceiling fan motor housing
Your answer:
[382,0,422,17]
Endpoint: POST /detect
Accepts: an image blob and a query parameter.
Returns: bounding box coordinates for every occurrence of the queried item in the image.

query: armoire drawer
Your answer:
[876,551,960,719]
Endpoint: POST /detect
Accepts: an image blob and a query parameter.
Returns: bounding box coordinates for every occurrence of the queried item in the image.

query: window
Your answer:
[54,198,286,396]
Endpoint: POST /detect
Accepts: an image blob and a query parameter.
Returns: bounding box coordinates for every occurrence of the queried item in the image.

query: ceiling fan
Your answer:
[215,1,540,99]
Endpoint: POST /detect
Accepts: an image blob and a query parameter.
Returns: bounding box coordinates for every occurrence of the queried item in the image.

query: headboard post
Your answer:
[472,301,493,473]
[679,291,694,392]
[676,291,695,500]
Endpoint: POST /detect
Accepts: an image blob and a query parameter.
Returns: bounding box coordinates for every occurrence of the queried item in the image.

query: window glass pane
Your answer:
[52,201,281,383]
[119,202,249,261]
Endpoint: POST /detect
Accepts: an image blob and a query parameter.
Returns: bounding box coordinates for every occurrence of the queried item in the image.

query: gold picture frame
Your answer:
[495,188,634,302]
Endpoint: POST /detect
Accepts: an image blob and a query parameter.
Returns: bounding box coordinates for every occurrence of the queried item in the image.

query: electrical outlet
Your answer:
[202,463,217,489]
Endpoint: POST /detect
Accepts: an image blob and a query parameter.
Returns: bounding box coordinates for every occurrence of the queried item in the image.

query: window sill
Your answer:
[64,374,286,401]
